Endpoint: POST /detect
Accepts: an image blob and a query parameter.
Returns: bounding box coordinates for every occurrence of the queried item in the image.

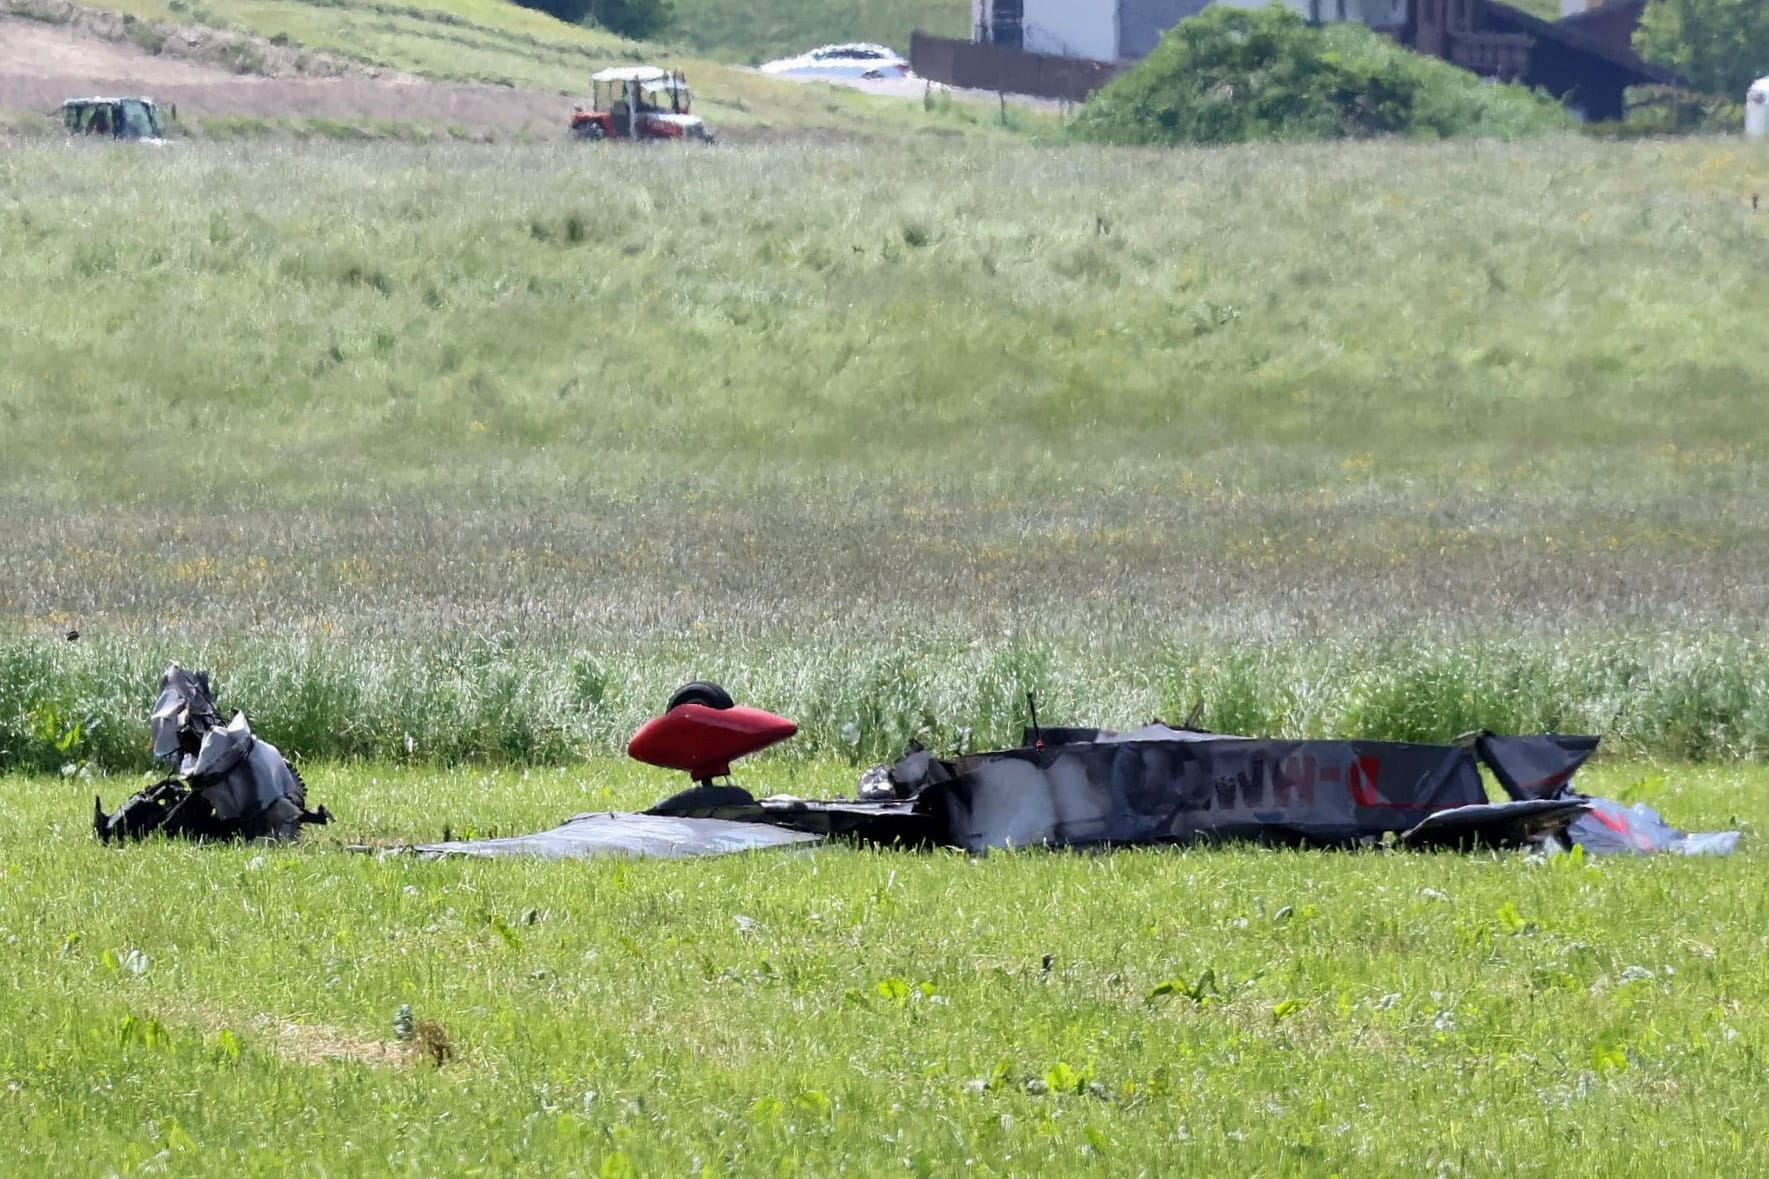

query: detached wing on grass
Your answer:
[409,812,825,860]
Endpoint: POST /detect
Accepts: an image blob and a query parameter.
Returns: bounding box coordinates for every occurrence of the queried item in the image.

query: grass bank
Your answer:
[2,759,1765,1175]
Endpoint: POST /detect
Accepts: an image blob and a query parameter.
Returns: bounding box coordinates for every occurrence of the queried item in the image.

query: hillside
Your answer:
[0,0,1021,142]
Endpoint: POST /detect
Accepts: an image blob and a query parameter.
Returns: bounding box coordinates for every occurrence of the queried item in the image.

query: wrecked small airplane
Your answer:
[414,684,1738,861]
[89,667,1732,859]
[93,663,331,843]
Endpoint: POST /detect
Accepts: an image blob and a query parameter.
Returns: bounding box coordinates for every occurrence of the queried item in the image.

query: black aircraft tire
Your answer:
[668,681,734,711]
[573,122,606,141]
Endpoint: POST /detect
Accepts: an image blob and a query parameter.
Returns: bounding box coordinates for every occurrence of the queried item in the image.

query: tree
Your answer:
[509,0,673,40]
[590,0,673,40]
[513,0,591,27]
[1635,0,1769,97]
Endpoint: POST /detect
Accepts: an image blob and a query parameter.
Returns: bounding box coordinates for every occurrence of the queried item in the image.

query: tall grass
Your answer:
[8,630,1769,774]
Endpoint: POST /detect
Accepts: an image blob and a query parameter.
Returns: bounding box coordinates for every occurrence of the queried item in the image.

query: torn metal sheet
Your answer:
[646,783,941,845]
[1474,733,1602,801]
[924,737,1493,853]
[1397,798,1589,851]
[1461,729,1739,855]
[95,662,331,843]
[411,812,824,860]
[1560,797,1741,857]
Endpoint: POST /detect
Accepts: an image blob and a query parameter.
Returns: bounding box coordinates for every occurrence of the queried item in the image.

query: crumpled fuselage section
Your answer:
[413,720,1737,861]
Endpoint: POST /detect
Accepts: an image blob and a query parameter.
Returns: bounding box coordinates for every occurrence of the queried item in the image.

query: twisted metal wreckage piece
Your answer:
[93,663,331,843]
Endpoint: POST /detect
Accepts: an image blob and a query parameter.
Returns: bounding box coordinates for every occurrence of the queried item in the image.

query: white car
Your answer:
[758,43,913,82]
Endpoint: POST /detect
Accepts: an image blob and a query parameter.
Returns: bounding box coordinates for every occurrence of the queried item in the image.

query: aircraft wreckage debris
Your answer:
[405,684,1739,862]
[86,667,1734,859]
[93,663,332,843]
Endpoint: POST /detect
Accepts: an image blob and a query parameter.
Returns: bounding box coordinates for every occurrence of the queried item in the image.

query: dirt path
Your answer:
[0,17,253,82]
[0,12,565,135]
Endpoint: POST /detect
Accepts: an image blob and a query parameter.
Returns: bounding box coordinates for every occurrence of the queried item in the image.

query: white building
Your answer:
[971,0,1407,63]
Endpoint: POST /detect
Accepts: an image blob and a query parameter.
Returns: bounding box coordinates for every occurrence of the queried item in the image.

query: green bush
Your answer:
[1073,5,1568,147]
[1582,83,1746,138]
[590,0,672,40]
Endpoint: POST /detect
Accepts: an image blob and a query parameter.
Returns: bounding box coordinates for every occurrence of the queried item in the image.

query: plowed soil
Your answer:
[0,15,564,135]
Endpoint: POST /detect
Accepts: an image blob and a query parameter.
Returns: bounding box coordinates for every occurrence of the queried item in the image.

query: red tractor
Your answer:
[569,67,716,143]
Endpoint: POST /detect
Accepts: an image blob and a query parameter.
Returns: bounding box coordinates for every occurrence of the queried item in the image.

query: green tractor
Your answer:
[61,96,173,144]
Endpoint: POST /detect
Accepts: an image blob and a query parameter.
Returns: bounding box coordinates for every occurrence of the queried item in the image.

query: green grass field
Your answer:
[3,758,1767,1175]
[4,133,1769,767]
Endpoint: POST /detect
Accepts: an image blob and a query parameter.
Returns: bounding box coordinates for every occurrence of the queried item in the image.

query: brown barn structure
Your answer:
[1413,0,1676,120]
[1553,0,1654,69]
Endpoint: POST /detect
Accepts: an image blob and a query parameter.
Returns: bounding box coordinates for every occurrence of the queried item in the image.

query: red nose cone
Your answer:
[627,703,799,780]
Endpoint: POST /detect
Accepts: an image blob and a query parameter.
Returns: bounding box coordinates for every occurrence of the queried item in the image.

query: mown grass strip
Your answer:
[0,758,1763,1175]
